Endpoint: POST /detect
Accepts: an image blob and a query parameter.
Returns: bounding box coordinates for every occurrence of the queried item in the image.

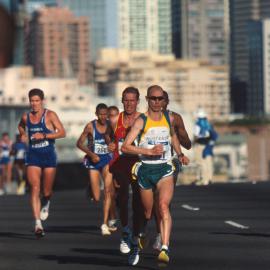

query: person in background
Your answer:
[10,134,27,195]
[18,88,66,237]
[0,5,15,195]
[107,87,144,265]
[0,132,13,194]
[193,109,218,186]
[76,103,116,236]
[108,106,119,127]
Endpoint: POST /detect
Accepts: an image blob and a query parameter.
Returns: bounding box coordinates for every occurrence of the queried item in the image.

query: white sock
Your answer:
[35,219,42,227]
[108,219,117,226]
[161,244,168,250]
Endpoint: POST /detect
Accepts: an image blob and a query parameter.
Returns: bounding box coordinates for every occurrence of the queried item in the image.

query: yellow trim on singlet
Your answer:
[140,114,170,140]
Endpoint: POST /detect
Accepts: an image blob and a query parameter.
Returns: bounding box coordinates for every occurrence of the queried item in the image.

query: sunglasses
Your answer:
[148,96,164,101]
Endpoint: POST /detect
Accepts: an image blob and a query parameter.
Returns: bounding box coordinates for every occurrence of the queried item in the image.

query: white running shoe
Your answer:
[120,232,131,254]
[153,233,162,251]
[128,244,139,265]
[108,219,117,232]
[101,224,111,236]
[35,221,45,237]
[40,202,50,221]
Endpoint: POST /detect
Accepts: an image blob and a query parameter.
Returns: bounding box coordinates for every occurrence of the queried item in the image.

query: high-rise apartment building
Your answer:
[25,7,90,85]
[172,0,229,65]
[230,0,270,115]
[61,0,172,60]
[248,19,270,115]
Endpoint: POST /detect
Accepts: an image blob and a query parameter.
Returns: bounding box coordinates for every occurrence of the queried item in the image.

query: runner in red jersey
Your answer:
[108,87,144,264]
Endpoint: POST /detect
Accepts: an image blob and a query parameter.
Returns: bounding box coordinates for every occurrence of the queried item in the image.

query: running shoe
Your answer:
[152,233,162,251]
[35,224,45,238]
[128,243,139,266]
[138,232,149,250]
[120,231,131,254]
[108,219,118,232]
[40,202,50,221]
[158,248,170,263]
[16,181,26,195]
[101,224,111,236]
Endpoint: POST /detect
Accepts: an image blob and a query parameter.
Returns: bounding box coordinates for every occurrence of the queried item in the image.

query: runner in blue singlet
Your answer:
[77,103,116,236]
[18,88,66,237]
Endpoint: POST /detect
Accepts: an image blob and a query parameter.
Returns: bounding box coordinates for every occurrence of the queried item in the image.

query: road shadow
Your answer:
[0,232,36,240]
[211,231,270,238]
[39,248,161,269]
[46,225,99,235]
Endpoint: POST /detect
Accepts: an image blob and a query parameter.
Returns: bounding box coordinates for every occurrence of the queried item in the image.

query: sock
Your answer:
[108,219,117,226]
[123,225,130,234]
[161,244,168,250]
[42,197,50,209]
[35,219,42,227]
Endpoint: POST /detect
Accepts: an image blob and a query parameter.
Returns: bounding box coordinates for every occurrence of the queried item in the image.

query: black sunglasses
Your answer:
[148,96,164,101]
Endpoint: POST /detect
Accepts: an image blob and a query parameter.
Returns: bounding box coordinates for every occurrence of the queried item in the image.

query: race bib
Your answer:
[31,140,49,149]
[94,143,108,154]
[16,149,25,159]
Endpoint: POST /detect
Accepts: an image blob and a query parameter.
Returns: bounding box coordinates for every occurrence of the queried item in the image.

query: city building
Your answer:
[230,0,270,114]
[94,48,230,120]
[25,6,91,85]
[61,0,172,60]
[172,0,229,65]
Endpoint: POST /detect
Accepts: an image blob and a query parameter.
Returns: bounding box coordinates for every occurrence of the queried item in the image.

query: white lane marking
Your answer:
[225,220,249,229]
[181,204,200,211]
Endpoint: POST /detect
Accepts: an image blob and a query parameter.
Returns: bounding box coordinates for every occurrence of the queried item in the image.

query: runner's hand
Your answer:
[108,142,116,152]
[90,154,100,163]
[179,155,189,165]
[149,144,164,156]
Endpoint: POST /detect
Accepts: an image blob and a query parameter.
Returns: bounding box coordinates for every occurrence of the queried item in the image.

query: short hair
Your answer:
[147,85,163,97]
[122,86,140,101]
[96,103,108,112]
[163,90,169,102]
[2,132,8,137]
[108,105,119,113]
[28,88,44,100]
[0,5,15,67]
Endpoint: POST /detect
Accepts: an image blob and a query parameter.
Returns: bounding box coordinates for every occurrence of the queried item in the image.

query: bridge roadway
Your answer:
[1,181,270,270]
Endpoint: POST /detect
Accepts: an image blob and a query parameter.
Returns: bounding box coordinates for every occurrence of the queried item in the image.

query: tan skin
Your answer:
[121,87,189,247]
[18,95,66,220]
[76,108,115,226]
[162,95,191,150]
[107,93,141,187]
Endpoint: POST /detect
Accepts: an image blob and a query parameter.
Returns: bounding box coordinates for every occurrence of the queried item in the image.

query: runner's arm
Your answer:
[173,112,191,150]
[46,111,66,139]
[171,127,189,165]
[18,113,28,143]
[121,118,164,156]
[76,123,99,161]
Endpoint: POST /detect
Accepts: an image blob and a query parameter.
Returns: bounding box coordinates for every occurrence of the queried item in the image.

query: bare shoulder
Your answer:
[46,109,58,119]
[84,121,93,134]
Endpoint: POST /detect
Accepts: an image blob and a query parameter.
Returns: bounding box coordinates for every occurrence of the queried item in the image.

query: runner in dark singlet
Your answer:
[18,88,66,237]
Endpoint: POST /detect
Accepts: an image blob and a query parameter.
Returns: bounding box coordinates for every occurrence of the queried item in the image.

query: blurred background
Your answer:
[0,0,270,190]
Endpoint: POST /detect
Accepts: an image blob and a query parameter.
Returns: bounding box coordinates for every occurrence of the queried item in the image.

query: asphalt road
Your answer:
[1,181,270,270]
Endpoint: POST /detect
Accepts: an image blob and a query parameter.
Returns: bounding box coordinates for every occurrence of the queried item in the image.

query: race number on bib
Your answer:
[94,143,108,154]
[32,140,49,149]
